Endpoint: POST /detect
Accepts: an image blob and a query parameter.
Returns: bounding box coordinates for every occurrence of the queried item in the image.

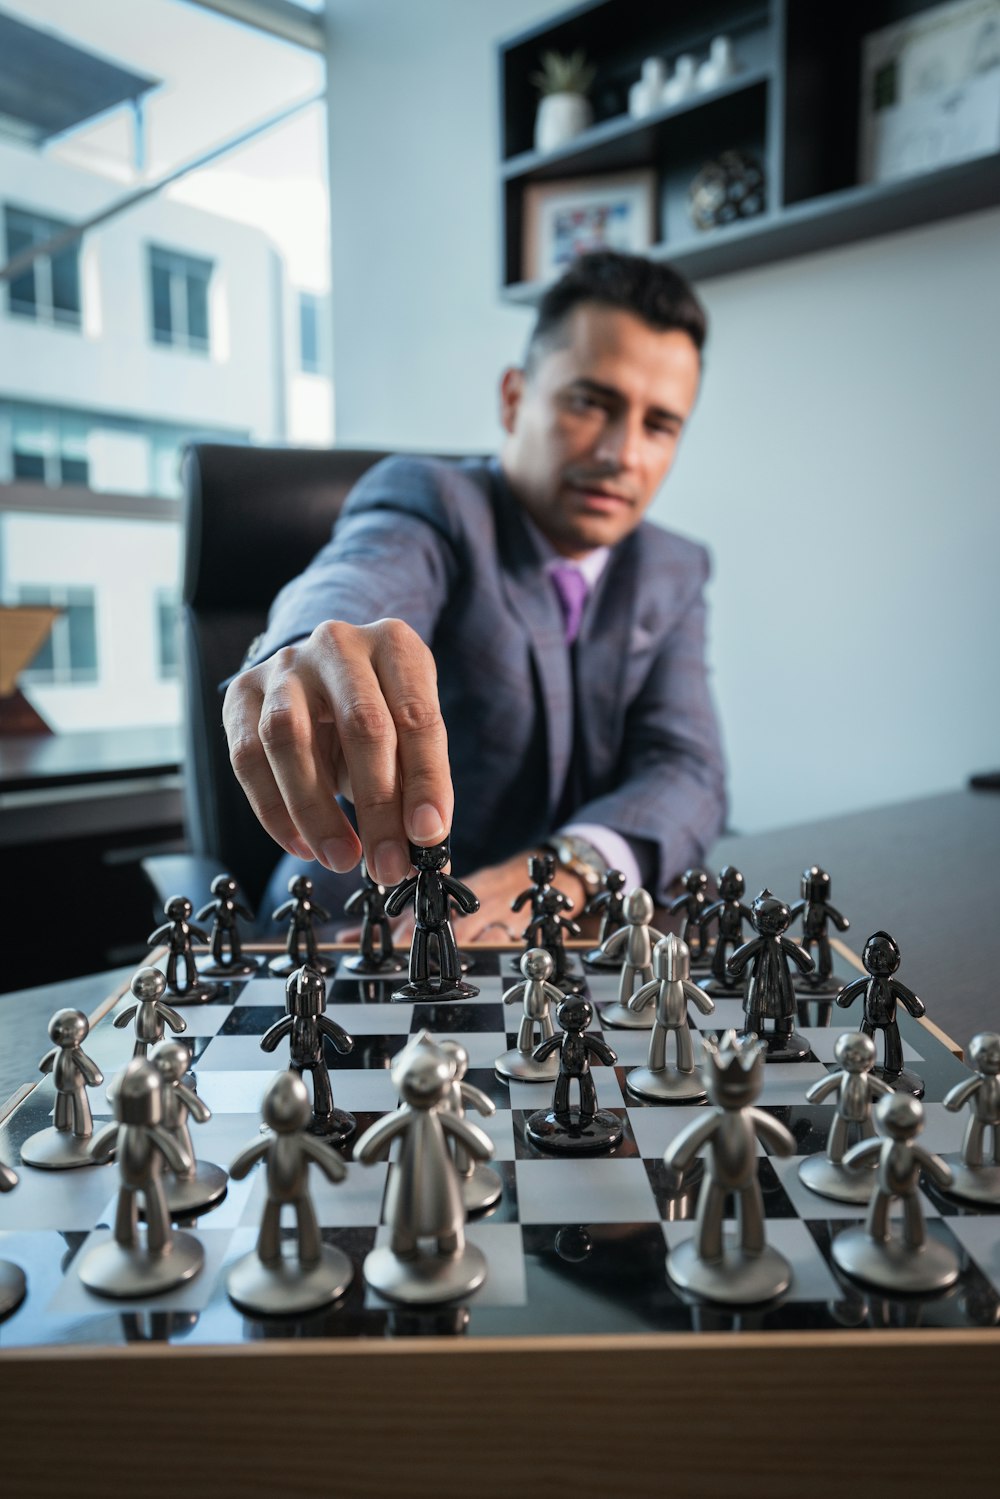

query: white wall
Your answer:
[324,1,1000,833]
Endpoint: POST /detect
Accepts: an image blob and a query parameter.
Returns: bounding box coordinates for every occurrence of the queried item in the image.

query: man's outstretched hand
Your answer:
[222,618,453,888]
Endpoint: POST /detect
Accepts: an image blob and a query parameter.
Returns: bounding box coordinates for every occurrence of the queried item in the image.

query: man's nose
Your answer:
[593,412,642,470]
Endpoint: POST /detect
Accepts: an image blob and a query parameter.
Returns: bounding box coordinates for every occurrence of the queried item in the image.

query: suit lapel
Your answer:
[575,533,641,785]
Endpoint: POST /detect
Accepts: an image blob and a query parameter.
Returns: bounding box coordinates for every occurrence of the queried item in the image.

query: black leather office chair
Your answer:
[144,443,393,917]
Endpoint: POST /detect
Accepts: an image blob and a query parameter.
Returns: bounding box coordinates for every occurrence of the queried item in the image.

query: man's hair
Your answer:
[523,250,707,374]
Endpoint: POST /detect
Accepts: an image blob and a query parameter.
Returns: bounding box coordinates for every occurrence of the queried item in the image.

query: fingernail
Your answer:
[288,837,313,862]
[320,837,358,872]
[374,841,410,887]
[409,803,446,843]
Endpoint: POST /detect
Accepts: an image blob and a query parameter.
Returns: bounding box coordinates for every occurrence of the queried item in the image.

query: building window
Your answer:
[156,590,180,679]
[8,408,89,487]
[18,585,98,684]
[299,291,321,374]
[149,246,212,353]
[3,206,82,327]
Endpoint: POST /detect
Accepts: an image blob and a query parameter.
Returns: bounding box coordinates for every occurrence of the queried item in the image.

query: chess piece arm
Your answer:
[343,888,364,917]
[600,925,628,957]
[271,898,295,922]
[805,1073,841,1104]
[299,1133,348,1181]
[147,921,172,945]
[176,1083,211,1124]
[662,1113,718,1187]
[562,916,582,938]
[150,1125,193,1176]
[627,978,658,1013]
[749,1109,795,1157]
[943,1076,980,1112]
[868,1074,895,1100]
[439,1112,493,1161]
[666,894,691,918]
[158,1002,188,1035]
[910,1144,953,1191]
[260,1016,294,1052]
[726,935,761,977]
[441,873,480,915]
[0,1161,17,1191]
[531,1035,562,1063]
[510,887,534,913]
[891,980,925,1018]
[114,1005,138,1029]
[836,976,867,1009]
[458,1082,495,1118]
[89,1121,120,1163]
[682,979,715,1016]
[779,936,814,974]
[317,1016,355,1055]
[842,1138,882,1170]
[37,1047,58,1074]
[787,899,805,922]
[75,1051,104,1088]
[647,926,669,946]
[235,901,254,922]
[542,981,565,1007]
[828,905,850,932]
[384,876,418,917]
[186,922,209,944]
[354,1110,410,1163]
[194,901,216,922]
[310,902,332,924]
[230,1138,270,1179]
[501,981,526,1006]
[586,1036,618,1068]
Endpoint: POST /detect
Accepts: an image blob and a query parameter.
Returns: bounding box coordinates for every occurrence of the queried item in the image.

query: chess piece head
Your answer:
[48,1008,89,1048]
[625,887,653,924]
[653,933,690,981]
[261,1070,312,1133]
[863,930,901,977]
[555,1225,593,1263]
[801,865,830,899]
[392,1032,455,1109]
[358,860,384,892]
[288,874,314,900]
[717,865,745,899]
[131,966,167,1003]
[528,852,554,886]
[151,1040,190,1084]
[682,868,708,895]
[111,1058,164,1125]
[751,889,791,935]
[285,965,326,1016]
[968,1032,1000,1076]
[210,873,239,900]
[440,1039,469,1081]
[165,894,193,922]
[409,839,450,871]
[605,868,627,892]
[556,998,592,1033]
[834,1032,877,1073]
[875,1091,923,1141]
[703,1030,764,1108]
[520,947,554,981]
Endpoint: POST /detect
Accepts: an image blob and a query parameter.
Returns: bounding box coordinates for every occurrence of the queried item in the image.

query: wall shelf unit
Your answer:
[498,0,1000,298]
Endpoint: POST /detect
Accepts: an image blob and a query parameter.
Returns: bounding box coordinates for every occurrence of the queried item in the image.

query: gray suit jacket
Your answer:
[252,455,726,904]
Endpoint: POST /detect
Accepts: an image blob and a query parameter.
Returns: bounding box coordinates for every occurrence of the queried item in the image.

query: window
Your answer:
[18,585,98,684]
[156,589,180,679]
[149,246,213,353]
[7,408,90,488]
[4,206,82,327]
[299,290,321,373]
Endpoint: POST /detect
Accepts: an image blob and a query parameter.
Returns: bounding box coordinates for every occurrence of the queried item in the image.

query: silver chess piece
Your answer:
[598,888,668,1028]
[355,1032,494,1305]
[21,1009,106,1169]
[227,1071,354,1316]
[798,1032,894,1203]
[626,934,716,1102]
[79,1058,204,1298]
[440,1040,502,1213]
[0,1161,27,1317]
[496,947,563,1081]
[114,967,187,1059]
[151,1040,228,1216]
[831,1092,959,1293]
[663,1031,796,1304]
[941,1032,1000,1206]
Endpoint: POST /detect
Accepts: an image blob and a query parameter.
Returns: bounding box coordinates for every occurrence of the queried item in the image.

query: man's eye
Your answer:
[648,423,679,439]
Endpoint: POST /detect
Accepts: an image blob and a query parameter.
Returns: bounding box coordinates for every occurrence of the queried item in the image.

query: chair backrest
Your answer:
[181,443,393,906]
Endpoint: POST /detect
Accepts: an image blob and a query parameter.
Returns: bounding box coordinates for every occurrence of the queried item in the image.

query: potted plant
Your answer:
[531,49,596,154]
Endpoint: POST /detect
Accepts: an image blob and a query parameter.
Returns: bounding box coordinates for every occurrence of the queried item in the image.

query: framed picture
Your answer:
[858,0,1000,185]
[522,170,656,283]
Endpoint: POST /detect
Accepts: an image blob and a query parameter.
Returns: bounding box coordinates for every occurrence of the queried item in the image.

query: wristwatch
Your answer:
[543,834,607,901]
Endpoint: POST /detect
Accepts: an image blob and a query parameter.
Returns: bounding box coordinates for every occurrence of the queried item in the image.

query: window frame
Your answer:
[3,204,83,329]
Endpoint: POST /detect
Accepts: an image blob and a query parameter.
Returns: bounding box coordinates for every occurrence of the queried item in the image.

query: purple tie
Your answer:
[549,562,589,646]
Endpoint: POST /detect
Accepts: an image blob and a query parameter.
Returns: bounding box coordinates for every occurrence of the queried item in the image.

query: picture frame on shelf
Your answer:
[521,170,656,283]
[858,0,1000,186]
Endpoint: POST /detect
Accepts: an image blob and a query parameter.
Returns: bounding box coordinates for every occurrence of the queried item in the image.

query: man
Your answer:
[223,251,726,936]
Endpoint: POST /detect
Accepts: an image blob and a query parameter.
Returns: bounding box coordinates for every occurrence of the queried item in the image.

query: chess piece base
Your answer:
[599,1001,654,1030]
[227,1243,354,1315]
[798,1153,876,1204]
[526,1107,623,1154]
[626,1066,707,1104]
[392,980,480,1002]
[697,976,744,998]
[742,1027,812,1062]
[494,1048,560,1083]
[583,947,618,970]
[831,1226,959,1293]
[168,979,222,1005]
[363,1242,487,1305]
[0,1258,26,1318]
[20,1128,103,1171]
[199,955,262,978]
[307,1108,357,1146]
[461,1163,503,1214]
[163,1161,229,1217]
[269,954,335,977]
[872,1065,925,1098]
[940,1156,1000,1206]
[79,1230,204,1298]
[668,1238,791,1305]
[341,953,406,976]
[793,973,842,995]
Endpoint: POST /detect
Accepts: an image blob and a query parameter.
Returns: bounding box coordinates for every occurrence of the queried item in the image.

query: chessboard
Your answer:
[0,939,996,1496]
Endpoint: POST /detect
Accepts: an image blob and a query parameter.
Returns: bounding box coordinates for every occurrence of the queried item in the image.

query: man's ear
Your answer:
[499,366,525,435]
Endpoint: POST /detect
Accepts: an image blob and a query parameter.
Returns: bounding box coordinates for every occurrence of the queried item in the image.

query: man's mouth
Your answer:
[567,483,634,513]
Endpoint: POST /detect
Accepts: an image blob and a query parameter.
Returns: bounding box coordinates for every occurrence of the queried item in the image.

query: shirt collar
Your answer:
[517,506,612,592]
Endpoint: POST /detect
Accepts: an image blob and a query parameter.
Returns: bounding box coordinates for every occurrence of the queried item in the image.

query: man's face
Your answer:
[499,302,701,558]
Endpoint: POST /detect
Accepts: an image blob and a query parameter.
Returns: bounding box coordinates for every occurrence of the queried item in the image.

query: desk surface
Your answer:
[0,725,182,792]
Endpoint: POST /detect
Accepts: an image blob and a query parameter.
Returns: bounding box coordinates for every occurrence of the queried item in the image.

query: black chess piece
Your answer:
[511,852,558,927]
[583,868,628,968]
[668,868,712,964]
[148,895,220,1002]
[385,839,480,1001]
[341,862,406,975]
[196,874,260,977]
[260,966,356,1141]
[788,866,849,994]
[836,931,925,1096]
[697,865,754,995]
[270,875,335,977]
[726,889,814,1061]
[525,999,622,1153]
[526,885,583,990]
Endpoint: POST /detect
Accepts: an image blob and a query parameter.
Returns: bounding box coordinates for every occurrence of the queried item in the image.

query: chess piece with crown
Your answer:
[662,1031,795,1303]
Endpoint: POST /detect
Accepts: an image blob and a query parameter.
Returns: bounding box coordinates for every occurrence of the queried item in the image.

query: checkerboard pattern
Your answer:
[1,947,997,1345]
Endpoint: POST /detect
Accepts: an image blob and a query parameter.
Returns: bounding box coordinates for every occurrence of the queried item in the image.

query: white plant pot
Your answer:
[534,91,593,154]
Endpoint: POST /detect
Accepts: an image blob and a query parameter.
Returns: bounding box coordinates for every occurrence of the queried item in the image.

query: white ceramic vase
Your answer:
[534,91,593,153]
